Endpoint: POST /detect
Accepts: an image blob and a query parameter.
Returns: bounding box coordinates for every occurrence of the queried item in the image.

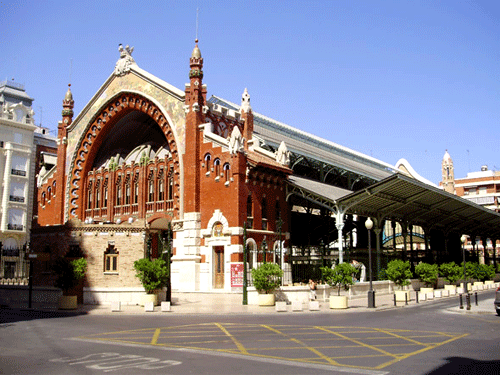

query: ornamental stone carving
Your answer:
[114,44,137,76]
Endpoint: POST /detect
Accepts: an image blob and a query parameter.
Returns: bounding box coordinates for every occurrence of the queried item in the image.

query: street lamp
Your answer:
[365,217,375,308]
[461,234,467,294]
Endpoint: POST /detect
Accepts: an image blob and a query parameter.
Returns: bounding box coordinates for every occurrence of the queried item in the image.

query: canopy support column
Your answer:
[335,211,345,264]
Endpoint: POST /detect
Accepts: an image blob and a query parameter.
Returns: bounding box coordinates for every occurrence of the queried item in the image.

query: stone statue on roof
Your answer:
[114,44,136,76]
[276,141,290,166]
[228,126,245,155]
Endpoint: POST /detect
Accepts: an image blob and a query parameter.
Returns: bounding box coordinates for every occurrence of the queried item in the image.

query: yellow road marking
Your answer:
[316,326,398,360]
[372,328,432,347]
[214,323,248,354]
[150,328,161,345]
[262,324,340,366]
[373,333,469,370]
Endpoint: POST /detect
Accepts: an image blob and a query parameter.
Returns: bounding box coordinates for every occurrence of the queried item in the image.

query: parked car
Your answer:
[495,286,500,316]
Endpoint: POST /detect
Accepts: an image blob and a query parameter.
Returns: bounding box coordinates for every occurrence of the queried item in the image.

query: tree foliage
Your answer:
[415,262,438,287]
[134,258,169,294]
[439,262,462,284]
[53,257,87,293]
[385,260,412,288]
[321,262,356,296]
[251,263,283,294]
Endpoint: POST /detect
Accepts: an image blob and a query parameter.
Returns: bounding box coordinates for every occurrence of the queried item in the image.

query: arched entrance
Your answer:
[67,92,181,222]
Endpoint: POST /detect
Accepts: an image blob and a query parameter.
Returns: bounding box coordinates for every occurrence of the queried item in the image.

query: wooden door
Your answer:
[214,246,224,289]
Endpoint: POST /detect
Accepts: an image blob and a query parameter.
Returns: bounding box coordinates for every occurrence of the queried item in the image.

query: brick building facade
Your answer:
[32,43,291,304]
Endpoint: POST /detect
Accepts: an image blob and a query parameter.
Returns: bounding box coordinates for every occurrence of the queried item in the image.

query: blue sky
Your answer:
[2,0,498,184]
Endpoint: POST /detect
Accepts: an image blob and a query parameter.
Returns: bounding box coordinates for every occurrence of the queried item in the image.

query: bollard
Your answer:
[466,293,471,310]
[405,292,408,305]
[475,292,478,306]
[416,291,419,304]
[459,294,463,309]
[394,294,397,307]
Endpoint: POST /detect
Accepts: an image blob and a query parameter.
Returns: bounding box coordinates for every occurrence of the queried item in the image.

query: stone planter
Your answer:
[139,293,159,307]
[329,295,348,309]
[444,285,457,292]
[473,281,484,290]
[258,293,275,306]
[420,287,434,294]
[485,280,494,285]
[58,295,77,310]
[395,290,410,302]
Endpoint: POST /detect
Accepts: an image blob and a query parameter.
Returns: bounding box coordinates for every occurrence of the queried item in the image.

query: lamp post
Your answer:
[461,234,467,294]
[365,217,375,308]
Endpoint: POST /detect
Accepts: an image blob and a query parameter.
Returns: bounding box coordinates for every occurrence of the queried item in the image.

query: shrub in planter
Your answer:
[251,263,283,294]
[476,264,495,282]
[415,262,438,288]
[439,262,461,285]
[52,257,87,295]
[320,262,356,296]
[133,258,169,294]
[385,260,412,290]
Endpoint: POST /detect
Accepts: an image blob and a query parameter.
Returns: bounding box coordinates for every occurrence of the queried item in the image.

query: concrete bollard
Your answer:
[111,301,121,312]
[434,290,442,298]
[291,301,303,312]
[418,292,427,301]
[161,301,171,312]
[309,301,320,311]
[442,290,450,297]
[144,301,154,312]
[275,301,287,312]
[426,292,434,300]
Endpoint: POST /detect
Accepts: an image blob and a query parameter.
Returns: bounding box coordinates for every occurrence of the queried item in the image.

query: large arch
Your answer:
[67,92,181,221]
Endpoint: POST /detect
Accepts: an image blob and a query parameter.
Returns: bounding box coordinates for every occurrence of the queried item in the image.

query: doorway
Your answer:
[213,246,224,289]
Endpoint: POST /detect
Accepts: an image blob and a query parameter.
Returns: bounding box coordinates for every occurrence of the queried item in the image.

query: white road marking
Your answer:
[70,337,389,375]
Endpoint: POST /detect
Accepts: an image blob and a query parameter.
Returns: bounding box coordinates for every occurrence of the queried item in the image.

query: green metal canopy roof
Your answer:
[287,172,500,238]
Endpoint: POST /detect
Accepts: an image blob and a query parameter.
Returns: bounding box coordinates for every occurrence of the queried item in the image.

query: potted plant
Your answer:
[133,258,169,306]
[321,262,356,309]
[53,257,87,310]
[415,262,438,294]
[251,263,283,306]
[439,262,461,291]
[385,260,412,302]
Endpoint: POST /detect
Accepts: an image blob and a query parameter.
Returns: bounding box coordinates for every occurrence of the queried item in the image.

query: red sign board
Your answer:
[230,263,244,287]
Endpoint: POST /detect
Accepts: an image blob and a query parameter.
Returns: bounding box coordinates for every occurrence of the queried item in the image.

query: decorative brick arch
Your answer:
[68,92,181,220]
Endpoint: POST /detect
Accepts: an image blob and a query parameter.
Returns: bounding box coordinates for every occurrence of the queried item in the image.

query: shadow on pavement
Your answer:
[0,307,88,324]
[426,356,500,374]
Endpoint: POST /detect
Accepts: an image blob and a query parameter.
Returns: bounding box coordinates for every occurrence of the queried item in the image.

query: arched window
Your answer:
[168,175,174,200]
[261,198,268,230]
[158,178,164,201]
[223,163,230,184]
[116,185,121,206]
[41,192,46,206]
[148,179,154,202]
[133,178,139,204]
[246,195,253,228]
[47,186,52,201]
[125,184,130,205]
[103,186,108,208]
[52,181,56,196]
[204,153,211,175]
[96,187,100,208]
[86,184,91,209]
[214,158,221,179]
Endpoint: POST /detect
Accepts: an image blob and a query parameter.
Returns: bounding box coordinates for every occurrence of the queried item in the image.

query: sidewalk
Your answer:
[3,289,496,316]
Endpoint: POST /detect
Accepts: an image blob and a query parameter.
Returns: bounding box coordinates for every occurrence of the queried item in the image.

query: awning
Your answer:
[287,173,500,238]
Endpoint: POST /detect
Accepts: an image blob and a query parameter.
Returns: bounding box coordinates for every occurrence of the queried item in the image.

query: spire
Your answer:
[62,84,74,122]
[189,39,203,79]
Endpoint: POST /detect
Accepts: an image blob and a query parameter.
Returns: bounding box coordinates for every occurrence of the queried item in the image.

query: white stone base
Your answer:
[418,292,426,301]
[434,290,442,298]
[144,301,154,312]
[291,301,303,311]
[309,301,320,311]
[161,301,171,312]
[442,290,450,297]
[111,301,121,312]
[275,301,287,312]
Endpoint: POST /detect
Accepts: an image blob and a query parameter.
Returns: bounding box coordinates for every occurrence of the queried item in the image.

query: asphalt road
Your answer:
[1,290,499,375]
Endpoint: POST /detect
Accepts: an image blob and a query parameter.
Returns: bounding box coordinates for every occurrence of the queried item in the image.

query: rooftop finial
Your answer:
[196,8,199,42]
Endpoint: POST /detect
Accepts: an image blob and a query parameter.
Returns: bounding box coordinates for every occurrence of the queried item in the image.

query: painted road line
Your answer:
[70,338,389,375]
[214,322,249,354]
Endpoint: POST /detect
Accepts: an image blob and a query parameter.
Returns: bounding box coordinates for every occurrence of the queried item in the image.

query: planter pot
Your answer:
[460,282,472,290]
[444,285,457,292]
[485,280,494,285]
[420,287,434,294]
[139,293,159,307]
[329,295,348,309]
[395,290,410,302]
[258,293,275,306]
[58,295,77,310]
